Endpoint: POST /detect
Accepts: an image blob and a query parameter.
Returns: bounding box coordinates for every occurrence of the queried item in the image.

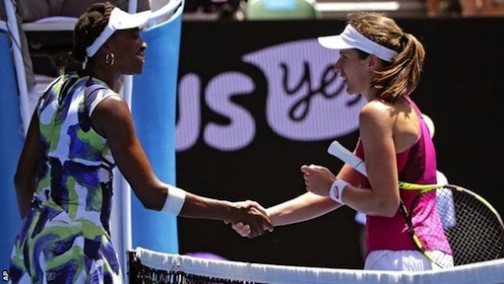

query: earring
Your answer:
[105,52,115,66]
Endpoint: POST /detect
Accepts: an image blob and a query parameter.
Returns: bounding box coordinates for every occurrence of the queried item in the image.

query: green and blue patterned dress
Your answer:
[9,73,123,283]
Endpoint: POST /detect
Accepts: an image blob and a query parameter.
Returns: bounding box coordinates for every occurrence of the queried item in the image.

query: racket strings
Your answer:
[445,188,504,265]
[403,186,504,268]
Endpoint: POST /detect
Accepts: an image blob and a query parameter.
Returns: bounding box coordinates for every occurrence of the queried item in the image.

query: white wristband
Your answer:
[329,180,348,204]
[161,185,186,216]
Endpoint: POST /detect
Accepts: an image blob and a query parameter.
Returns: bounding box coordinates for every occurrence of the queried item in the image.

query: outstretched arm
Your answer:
[231,150,363,237]
[92,95,272,236]
[232,191,340,237]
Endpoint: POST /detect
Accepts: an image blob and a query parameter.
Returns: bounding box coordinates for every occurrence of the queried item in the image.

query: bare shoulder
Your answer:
[99,93,125,105]
[94,94,128,115]
[91,94,132,136]
[359,100,393,126]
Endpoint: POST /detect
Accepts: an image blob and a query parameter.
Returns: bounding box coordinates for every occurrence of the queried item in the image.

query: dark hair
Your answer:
[348,12,425,102]
[71,2,115,62]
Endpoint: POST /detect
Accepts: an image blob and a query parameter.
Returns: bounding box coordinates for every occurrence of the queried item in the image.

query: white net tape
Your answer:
[132,247,504,284]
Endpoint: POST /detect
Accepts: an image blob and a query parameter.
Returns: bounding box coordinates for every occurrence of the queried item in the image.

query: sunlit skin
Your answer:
[108,29,147,74]
[11,4,274,282]
[15,24,273,237]
[86,29,272,236]
[334,49,375,98]
[233,48,420,236]
[79,28,146,90]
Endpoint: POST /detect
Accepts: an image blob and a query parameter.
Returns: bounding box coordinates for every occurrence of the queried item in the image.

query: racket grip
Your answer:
[327,140,367,176]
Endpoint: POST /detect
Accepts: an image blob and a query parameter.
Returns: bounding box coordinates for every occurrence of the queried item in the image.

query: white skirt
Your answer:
[365,250,454,271]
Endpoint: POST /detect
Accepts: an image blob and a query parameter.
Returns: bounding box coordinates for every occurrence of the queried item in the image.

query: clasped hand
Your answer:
[226,200,273,238]
[300,164,335,197]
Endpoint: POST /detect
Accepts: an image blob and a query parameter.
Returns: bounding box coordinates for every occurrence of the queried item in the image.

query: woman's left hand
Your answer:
[300,164,335,197]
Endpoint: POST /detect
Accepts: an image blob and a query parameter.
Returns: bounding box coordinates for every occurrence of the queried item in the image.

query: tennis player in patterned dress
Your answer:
[9,2,272,283]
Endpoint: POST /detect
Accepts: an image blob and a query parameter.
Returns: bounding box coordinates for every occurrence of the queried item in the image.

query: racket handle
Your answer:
[327,140,367,176]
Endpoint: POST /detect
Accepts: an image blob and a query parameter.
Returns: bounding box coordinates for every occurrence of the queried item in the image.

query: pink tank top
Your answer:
[356,97,452,257]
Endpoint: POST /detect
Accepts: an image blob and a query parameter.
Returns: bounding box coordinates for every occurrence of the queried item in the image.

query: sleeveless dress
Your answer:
[356,97,452,258]
[9,73,122,283]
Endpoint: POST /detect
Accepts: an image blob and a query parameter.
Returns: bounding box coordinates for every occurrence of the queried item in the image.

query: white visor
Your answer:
[86,7,151,57]
[318,24,398,62]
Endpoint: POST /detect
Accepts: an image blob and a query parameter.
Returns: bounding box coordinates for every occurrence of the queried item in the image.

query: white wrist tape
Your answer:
[329,179,348,204]
[161,186,186,216]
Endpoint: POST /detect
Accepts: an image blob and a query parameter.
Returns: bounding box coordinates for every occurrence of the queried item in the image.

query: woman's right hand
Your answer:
[227,201,273,238]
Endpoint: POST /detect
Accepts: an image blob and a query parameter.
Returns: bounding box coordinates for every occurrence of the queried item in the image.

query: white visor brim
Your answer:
[318,25,398,62]
[86,8,151,57]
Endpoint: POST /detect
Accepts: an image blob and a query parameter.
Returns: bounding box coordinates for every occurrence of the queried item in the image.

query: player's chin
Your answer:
[132,57,146,73]
[126,64,144,75]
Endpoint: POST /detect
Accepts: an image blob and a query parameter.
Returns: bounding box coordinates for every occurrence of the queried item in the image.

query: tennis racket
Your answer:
[328,140,504,267]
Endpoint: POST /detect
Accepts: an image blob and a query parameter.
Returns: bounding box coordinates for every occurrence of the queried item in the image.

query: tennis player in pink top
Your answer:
[231,12,452,271]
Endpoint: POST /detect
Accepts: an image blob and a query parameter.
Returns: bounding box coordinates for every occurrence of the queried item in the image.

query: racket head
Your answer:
[442,184,504,266]
[401,183,504,268]
[326,140,504,266]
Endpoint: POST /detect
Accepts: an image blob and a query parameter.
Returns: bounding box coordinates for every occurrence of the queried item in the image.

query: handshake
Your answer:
[225,200,273,238]
[225,164,338,238]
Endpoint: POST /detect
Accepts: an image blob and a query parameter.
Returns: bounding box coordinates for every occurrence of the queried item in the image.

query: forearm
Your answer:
[175,190,273,237]
[134,182,236,222]
[268,192,339,227]
[178,193,234,222]
[336,184,398,218]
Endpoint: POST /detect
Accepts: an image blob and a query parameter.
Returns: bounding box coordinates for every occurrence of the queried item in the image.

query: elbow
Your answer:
[131,182,167,211]
[142,201,156,211]
[14,171,26,191]
[133,189,162,211]
[372,200,400,218]
[381,206,398,218]
[140,198,162,211]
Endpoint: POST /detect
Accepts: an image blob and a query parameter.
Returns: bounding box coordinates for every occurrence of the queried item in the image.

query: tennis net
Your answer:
[129,247,504,284]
